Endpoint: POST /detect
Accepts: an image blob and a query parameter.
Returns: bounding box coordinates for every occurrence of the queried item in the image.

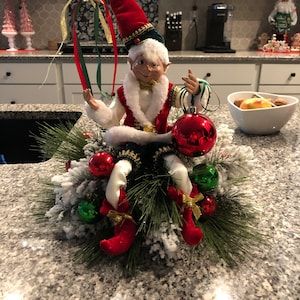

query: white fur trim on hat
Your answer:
[128,38,170,65]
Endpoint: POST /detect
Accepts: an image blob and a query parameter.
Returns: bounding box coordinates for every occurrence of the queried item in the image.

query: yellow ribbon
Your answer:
[60,0,73,42]
[139,80,157,91]
[182,193,204,220]
[107,210,134,225]
[89,0,112,44]
[143,124,156,133]
[60,0,112,43]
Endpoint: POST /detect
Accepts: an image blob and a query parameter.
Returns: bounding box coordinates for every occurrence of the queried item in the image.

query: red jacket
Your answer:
[117,83,174,134]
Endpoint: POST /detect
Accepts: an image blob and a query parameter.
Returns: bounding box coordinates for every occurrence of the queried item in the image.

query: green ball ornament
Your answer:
[192,164,219,192]
[77,200,99,223]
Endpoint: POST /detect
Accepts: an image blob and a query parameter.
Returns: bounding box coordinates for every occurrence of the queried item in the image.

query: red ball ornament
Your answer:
[171,113,217,157]
[200,195,217,217]
[88,152,115,177]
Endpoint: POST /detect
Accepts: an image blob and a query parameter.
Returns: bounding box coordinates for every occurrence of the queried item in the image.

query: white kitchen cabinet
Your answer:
[166,63,259,104]
[0,63,61,104]
[62,63,129,104]
[64,84,113,104]
[62,62,259,105]
[258,64,300,99]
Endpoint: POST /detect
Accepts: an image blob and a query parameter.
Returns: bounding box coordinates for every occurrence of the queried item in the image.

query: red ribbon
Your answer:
[72,22,88,91]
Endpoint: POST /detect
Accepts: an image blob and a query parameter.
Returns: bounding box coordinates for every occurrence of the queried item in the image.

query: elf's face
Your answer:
[130,54,168,83]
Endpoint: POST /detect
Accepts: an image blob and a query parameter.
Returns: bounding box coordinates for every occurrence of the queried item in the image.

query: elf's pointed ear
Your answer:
[164,62,171,72]
[128,58,134,69]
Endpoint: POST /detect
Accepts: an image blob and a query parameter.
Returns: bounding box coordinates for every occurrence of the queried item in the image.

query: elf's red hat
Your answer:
[110,0,164,49]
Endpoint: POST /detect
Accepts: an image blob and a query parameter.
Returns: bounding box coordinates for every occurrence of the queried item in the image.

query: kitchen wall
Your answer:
[0,0,299,51]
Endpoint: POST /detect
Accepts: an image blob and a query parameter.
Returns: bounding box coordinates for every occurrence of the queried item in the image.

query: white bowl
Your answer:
[227,91,299,135]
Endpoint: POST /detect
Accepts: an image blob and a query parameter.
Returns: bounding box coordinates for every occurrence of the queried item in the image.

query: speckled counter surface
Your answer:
[0,104,299,300]
[1,50,300,63]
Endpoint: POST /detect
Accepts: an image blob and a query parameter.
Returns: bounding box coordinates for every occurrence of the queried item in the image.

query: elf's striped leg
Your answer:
[99,160,136,256]
[165,154,203,246]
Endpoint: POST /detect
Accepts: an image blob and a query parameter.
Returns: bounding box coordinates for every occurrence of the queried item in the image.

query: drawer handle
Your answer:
[6,72,12,77]
[205,72,211,78]
[290,72,296,78]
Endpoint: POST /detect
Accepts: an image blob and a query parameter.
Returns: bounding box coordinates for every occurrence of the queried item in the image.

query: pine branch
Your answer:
[127,174,181,235]
[122,234,144,276]
[200,193,265,266]
[73,219,112,267]
[31,122,87,161]
[32,179,56,222]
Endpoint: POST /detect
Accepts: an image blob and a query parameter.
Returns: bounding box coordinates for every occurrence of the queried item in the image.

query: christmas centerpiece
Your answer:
[36,0,263,275]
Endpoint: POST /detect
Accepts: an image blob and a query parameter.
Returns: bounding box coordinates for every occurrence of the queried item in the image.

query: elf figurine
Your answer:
[83,0,210,256]
[268,0,298,41]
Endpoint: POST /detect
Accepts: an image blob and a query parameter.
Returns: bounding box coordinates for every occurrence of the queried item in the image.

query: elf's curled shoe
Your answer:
[99,188,136,256]
[181,206,203,246]
[167,184,204,246]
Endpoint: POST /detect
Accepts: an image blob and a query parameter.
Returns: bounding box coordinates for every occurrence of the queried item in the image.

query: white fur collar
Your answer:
[123,71,169,127]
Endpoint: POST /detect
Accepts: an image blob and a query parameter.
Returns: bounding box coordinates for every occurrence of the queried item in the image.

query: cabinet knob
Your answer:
[10,101,16,104]
[205,72,211,78]
[6,71,12,77]
[290,72,296,78]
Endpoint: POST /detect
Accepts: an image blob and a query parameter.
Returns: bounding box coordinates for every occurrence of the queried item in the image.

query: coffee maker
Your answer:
[201,3,235,53]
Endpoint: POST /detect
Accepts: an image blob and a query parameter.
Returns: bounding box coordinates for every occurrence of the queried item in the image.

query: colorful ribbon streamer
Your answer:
[102,0,118,95]
[61,0,112,44]
[60,0,73,42]
[94,2,102,92]
[72,2,90,91]
[68,0,119,95]
[89,0,112,44]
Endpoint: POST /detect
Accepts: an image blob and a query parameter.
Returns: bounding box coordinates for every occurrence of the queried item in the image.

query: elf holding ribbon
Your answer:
[83,0,212,256]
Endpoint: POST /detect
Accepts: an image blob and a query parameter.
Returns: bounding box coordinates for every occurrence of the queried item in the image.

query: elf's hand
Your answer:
[83,89,99,111]
[182,69,200,95]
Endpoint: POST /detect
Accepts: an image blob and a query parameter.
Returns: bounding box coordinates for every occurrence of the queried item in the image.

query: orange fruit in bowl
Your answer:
[239,98,273,109]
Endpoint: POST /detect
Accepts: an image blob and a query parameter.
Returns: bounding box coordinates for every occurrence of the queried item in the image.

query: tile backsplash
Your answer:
[0,0,299,51]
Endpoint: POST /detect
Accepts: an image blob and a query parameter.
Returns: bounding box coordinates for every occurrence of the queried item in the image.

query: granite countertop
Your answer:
[0,104,299,299]
[1,50,300,63]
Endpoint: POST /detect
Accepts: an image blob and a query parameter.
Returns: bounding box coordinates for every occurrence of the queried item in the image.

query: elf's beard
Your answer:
[277,1,294,14]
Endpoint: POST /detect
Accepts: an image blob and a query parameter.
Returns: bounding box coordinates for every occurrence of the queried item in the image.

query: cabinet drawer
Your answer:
[258,85,300,100]
[0,63,56,84]
[167,64,257,85]
[64,83,254,105]
[211,85,255,104]
[64,84,114,104]
[62,63,129,84]
[0,85,60,104]
[260,64,300,85]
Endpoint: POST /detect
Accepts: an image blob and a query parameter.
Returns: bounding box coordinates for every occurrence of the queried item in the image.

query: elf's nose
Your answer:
[146,64,155,71]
